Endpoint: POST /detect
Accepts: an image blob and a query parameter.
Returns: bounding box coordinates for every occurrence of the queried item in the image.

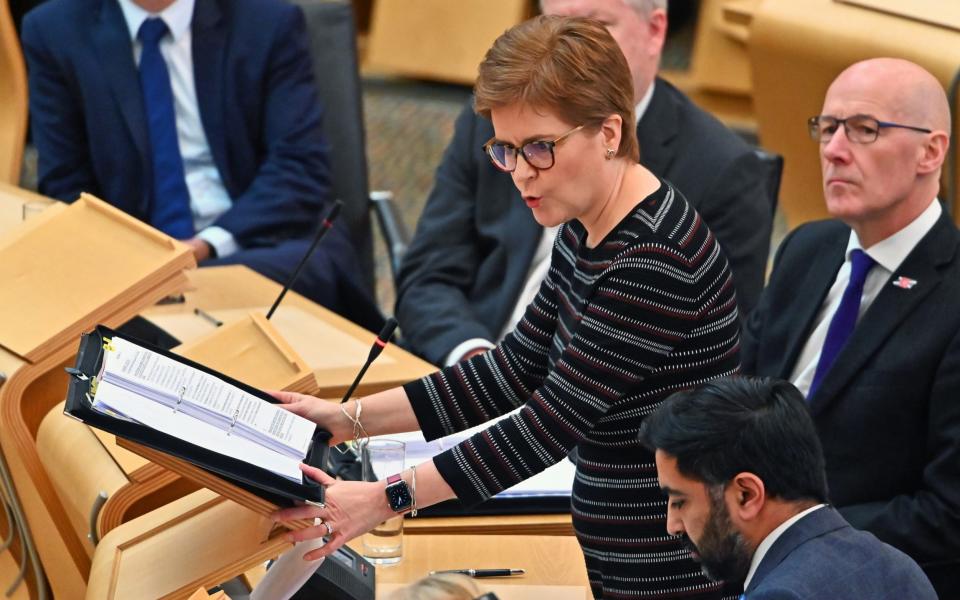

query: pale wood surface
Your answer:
[0,191,195,598]
[365,0,531,84]
[172,311,317,394]
[350,534,590,598]
[37,401,129,557]
[0,193,194,362]
[0,1,27,184]
[142,266,437,398]
[837,0,960,31]
[750,0,960,227]
[0,183,54,238]
[87,490,292,600]
[405,513,573,537]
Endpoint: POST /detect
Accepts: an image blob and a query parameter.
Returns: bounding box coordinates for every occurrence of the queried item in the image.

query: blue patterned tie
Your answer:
[137,18,194,238]
[808,249,876,397]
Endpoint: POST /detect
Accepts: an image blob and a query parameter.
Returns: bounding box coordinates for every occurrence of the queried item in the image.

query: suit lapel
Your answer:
[809,212,958,415]
[91,0,150,174]
[191,0,228,181]
[775,232,847,379]
[746,507,847,595]
[635,78,678,175]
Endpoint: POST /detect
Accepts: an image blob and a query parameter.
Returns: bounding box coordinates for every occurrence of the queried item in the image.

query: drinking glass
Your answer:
[360,439,405,565]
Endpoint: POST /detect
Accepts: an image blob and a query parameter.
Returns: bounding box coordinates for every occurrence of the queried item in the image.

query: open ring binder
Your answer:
[65,325,331,507]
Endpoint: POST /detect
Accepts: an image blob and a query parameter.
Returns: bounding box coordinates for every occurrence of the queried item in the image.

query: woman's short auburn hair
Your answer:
[474,15,639,162]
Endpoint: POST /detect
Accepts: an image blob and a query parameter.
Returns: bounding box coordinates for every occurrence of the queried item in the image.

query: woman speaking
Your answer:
[273,15,740,599]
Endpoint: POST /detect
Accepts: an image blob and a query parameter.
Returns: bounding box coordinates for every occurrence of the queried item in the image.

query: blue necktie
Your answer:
[808,249,876,397]
[137,18,194,239]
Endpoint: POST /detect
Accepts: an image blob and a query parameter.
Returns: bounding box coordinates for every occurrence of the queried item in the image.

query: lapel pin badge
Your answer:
[892,276,918,290]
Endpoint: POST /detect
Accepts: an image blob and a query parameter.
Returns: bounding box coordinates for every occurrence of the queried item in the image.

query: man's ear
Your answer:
[727,472,765,521]
[917,130,949,175]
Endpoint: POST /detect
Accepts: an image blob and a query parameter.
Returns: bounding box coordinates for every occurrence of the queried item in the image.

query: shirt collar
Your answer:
[118,0,195,43]
[847,198,942,272]
[634,80,656,124]
[743,504,826,590]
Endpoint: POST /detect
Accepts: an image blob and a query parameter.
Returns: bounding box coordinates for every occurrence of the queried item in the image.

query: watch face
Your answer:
[387,481,412,512]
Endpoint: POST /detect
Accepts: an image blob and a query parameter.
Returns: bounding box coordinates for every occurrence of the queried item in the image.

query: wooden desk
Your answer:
[142,265,436,398]
[355,534,590,599]
[0,183,54,238]
[405,513,573,537]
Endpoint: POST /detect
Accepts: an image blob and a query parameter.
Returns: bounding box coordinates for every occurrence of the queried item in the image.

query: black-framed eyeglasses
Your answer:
[807,114,932,144]
[482,124,584,172]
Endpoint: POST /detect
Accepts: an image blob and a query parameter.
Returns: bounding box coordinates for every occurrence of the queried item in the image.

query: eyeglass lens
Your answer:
[488,141,555,171]
[810,115,880,143]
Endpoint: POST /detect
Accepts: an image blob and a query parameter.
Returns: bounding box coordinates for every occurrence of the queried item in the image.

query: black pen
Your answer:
[429,569,525,578]
[194,307,223,327]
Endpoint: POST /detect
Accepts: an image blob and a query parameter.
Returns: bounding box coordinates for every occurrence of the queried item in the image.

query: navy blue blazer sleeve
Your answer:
[209,4,331,246]
[22,11,103,203]
[394,105,499,365]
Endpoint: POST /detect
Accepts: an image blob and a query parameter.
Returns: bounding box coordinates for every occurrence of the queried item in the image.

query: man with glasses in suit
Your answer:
[741,58,960,597]
[396,0,772,367]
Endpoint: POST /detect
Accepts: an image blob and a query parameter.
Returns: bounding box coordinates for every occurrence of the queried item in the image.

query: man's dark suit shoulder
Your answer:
[749,508,936,599]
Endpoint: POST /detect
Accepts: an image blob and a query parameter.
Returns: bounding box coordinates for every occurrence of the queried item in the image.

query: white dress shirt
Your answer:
[444,82,658,366]
[790,199,941,395]
[118,0,238,258]
[742,504,826,590]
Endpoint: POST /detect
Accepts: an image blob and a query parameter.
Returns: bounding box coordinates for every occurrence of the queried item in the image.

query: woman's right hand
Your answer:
[269,390,352,446]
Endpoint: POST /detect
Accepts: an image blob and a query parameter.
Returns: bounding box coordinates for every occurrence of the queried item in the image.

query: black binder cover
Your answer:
[65,325,330,508]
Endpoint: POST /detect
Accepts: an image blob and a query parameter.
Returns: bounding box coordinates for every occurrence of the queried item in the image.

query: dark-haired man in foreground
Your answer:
[639,377,936,599]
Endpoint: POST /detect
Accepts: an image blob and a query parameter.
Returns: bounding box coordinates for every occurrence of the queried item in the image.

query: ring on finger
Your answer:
[324,521,335,536]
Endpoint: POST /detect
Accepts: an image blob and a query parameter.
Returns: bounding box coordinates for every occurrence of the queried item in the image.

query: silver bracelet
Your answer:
[410,464,418,517]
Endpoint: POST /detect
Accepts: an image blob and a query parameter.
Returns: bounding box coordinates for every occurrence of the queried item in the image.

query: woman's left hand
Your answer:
[271,463,395,561]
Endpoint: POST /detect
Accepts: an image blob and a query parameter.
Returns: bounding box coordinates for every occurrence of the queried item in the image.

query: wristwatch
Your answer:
[384,473,413,513]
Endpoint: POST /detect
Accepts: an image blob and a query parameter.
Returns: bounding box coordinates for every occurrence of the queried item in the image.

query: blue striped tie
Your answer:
[137,18,194,239]
[809,249,876,397]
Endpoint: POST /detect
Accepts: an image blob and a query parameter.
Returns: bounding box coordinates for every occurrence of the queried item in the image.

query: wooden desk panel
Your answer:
[353,534,590,598]
[142,265,437,398]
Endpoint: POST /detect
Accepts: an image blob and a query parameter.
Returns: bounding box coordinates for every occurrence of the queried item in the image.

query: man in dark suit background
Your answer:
[640,377,936,600]
[396,0,772,366]
[22,0,382,330]
[741,58,960,597]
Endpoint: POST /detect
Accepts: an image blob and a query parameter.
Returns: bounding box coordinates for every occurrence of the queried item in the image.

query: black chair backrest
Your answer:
[753,148,784,216]
[294,0,375,293]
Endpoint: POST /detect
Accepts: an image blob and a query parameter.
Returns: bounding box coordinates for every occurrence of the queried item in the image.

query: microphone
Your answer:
[265,200,343,320]
[340,317,399,404]
[328,317,399,480]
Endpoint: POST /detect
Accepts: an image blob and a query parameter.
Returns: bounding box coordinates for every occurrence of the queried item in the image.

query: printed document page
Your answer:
[98,336,314,458]
[386,409,575,497]
[94,378,304,480]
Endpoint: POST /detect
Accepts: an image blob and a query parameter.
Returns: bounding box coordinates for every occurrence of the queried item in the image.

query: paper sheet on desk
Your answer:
[387,411,576,498]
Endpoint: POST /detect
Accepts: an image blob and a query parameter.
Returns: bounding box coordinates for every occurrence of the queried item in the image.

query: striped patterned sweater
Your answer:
[406,181,740,503]
[405,184,739,504]
[406,181,741,597]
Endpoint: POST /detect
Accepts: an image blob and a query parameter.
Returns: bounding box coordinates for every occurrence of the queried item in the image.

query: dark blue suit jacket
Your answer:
[742,214,960,596]
[745,507,935,599]
[22,0,330,248]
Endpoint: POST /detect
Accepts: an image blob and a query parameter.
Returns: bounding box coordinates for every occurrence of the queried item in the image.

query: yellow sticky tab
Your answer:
[103,337,115,352]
